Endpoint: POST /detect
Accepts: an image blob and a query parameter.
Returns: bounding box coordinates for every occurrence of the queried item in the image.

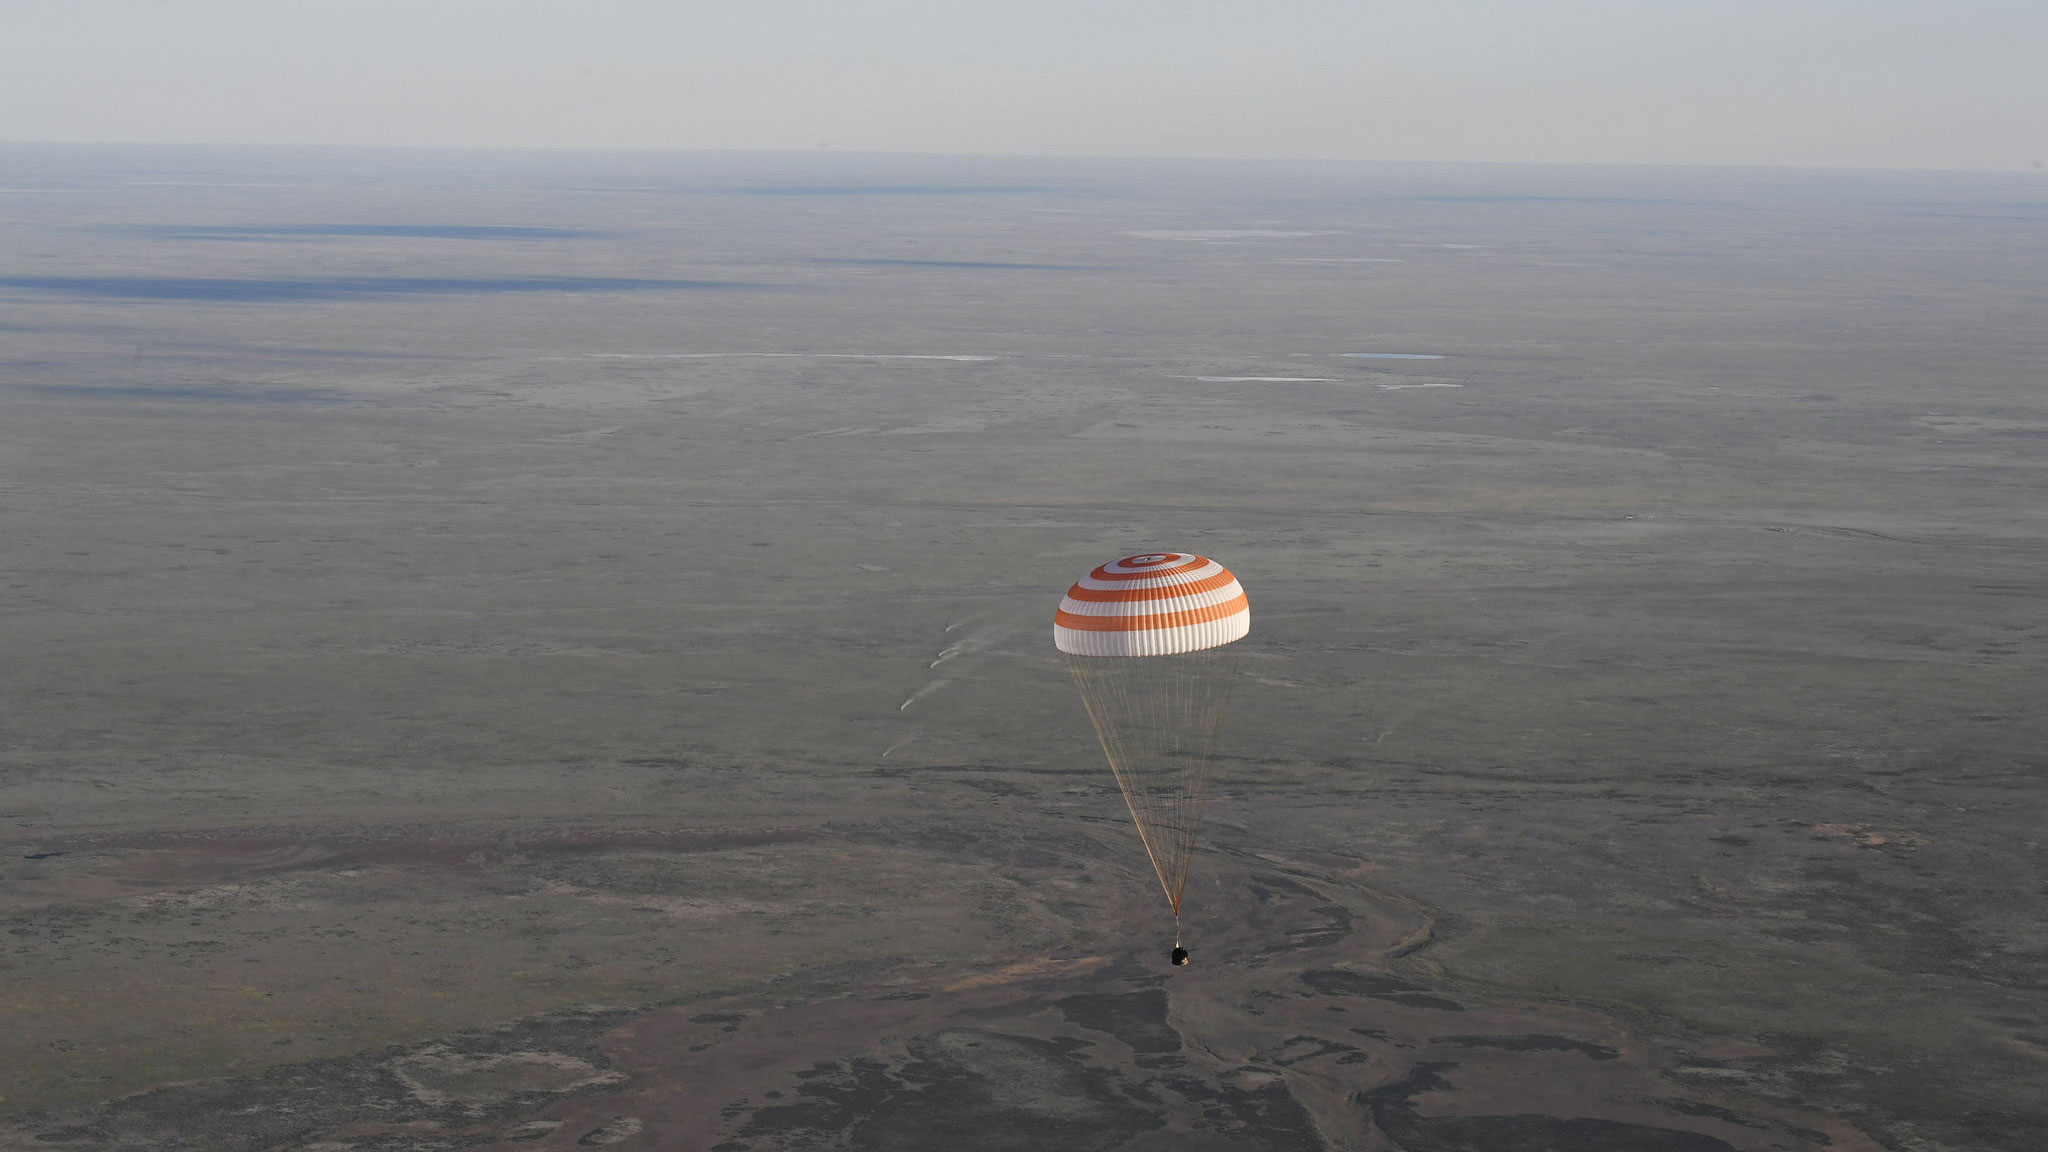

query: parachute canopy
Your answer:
[1053,553,1250,658]
[1057,552,1249,925]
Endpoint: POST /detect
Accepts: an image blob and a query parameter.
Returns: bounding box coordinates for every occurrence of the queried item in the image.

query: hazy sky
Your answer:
[3,0,2043,170]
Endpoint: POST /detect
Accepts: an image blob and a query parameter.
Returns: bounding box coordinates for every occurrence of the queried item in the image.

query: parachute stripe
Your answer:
[1068,567,1236,600]
[1056,582,1243,617]
[1055,591,1247,631]
[1055,613,1249,658]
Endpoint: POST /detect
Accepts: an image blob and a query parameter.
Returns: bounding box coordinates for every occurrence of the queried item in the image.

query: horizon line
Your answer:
[2,139,2042,178]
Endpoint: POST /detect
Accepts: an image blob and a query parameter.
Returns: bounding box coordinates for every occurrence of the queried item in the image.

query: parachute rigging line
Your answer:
[1067,646,1237,915]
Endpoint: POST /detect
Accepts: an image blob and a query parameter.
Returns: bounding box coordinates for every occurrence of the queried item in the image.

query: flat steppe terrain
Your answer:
[1,147,2043,1150]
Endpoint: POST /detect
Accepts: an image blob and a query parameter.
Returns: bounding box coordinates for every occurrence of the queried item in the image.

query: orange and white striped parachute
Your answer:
[1056,553,1248,941]
[1053,552,1251,658]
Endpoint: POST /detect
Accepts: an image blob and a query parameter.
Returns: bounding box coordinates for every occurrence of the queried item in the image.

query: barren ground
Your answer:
[1,147,2044,1150]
